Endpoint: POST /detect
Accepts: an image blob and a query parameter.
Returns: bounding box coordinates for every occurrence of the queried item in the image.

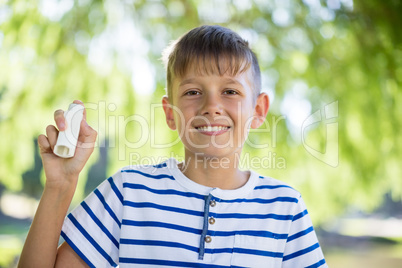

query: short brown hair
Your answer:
[162,25,261,101]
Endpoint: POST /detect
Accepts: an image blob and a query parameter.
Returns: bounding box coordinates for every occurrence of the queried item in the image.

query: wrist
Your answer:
[44,175,78,196]
[40,183,77,218]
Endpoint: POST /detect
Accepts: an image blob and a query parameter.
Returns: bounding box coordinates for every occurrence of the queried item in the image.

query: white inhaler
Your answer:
[54,103,84,158]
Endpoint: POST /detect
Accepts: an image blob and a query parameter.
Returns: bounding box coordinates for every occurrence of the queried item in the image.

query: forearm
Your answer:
[18,180,77,268]
[19,100,96,267]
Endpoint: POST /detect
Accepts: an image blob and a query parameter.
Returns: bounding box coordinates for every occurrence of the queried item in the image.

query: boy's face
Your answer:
[162,66,269,159]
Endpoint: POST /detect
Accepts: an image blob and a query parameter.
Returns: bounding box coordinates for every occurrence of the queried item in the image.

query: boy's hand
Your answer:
[38,100,97,190]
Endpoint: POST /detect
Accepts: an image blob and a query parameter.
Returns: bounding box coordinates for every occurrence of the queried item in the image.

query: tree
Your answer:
[0,0,401,224]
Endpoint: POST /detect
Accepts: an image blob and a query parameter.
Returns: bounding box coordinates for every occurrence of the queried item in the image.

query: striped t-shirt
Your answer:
[61,158,327,267]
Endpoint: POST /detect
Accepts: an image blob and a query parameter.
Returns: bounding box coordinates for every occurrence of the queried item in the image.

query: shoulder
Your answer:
[253,174,301,200]
[119,160,171,175]
[114,159,174,183]
[119,157,171,172]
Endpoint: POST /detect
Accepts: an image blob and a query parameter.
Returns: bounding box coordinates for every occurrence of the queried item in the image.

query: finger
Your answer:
[76,119,97,152]
[46,125,59,151]
[75,121,97,163]
[38,134,52,155]
[54,109,66,131]
[73,100,86,121]
[79,119,97,144]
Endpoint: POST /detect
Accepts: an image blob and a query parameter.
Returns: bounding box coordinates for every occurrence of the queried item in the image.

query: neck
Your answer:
[180,151,249,190]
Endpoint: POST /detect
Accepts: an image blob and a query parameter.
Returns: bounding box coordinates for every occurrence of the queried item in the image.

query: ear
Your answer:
[250,93,269,129]
[162,96,177,130]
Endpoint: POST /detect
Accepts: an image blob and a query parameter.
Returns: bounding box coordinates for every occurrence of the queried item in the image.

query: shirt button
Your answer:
[204,236,212,243]
[210,200,216,207]
[208,217,216,225]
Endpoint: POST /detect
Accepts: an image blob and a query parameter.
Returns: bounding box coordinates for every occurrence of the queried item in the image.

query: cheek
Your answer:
[173,108,191,130]
[173,112,183,128]
[233,103,254,126]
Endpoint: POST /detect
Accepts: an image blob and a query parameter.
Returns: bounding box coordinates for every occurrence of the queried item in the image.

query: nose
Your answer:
[200,94,222,116]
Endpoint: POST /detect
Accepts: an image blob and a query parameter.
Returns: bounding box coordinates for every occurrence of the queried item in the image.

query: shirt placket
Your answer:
[198,193,218,260]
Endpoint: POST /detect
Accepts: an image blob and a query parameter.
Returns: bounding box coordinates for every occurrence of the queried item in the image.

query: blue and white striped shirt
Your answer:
[61,158,327,267]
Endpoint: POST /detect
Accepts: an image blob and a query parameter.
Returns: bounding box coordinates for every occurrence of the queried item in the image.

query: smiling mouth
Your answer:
[195,126,230,132]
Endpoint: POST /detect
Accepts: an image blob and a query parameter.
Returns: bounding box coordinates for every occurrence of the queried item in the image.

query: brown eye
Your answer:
[224,89,238,95]
[184,90,201,96]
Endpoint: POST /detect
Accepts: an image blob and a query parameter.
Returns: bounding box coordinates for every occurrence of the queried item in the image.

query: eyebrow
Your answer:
[179,77,244,87]
[221,77,244,87]
[179,78,198,87]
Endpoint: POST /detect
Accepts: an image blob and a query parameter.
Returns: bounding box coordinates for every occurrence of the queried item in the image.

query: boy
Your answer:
[19,25,327,267]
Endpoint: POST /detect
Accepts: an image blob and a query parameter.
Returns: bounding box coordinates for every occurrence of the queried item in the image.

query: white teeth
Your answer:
[197,126,229,132]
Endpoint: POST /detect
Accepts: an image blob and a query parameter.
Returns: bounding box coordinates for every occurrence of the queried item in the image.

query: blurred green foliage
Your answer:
[0,0,401,224]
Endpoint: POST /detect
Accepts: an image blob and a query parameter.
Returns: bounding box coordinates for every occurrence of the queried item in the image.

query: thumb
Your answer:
[77,119,98,150]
